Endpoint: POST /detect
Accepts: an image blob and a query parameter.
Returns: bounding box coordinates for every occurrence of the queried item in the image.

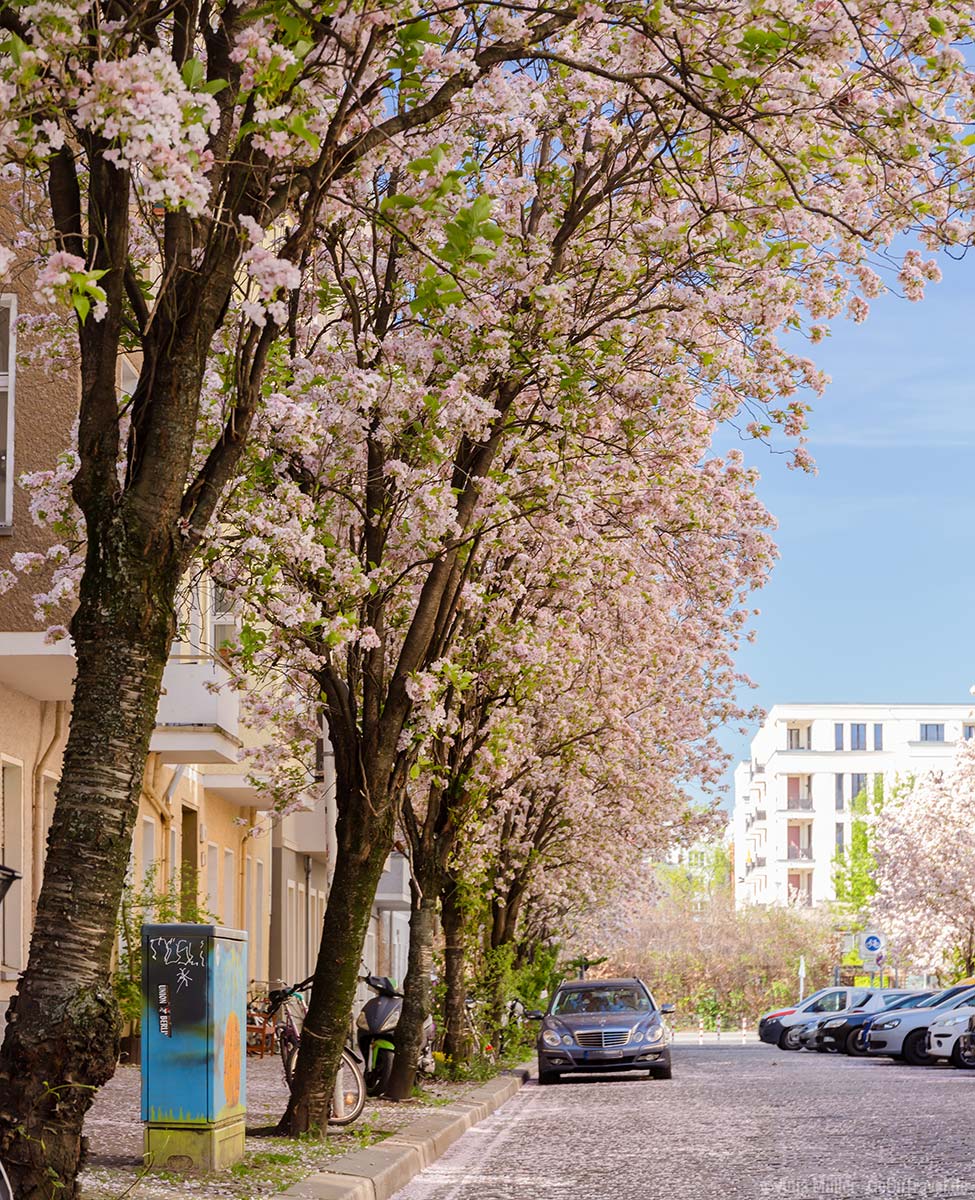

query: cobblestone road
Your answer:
[391,1044,975,1200]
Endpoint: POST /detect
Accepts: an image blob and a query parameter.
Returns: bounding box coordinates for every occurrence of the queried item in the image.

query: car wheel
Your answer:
[538,1068,560,1085]
[845,1029,868,1058]
[653,1064,673,1080]
[902,1029,932,1066]
[950,1040,975,1069]
[779,1026,803,1051]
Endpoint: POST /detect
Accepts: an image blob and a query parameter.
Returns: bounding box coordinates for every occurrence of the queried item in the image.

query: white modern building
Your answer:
[733,704,974,909]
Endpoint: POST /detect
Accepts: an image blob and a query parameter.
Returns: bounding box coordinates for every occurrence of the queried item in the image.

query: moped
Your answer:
[356,974,435,1095]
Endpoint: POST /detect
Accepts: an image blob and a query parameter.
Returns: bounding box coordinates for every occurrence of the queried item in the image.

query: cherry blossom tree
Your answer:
[1,0,975,1185]
[383,423,769,1093]
[207,0,975,1132]
[0,2,642,1192]
[872,743,975,979]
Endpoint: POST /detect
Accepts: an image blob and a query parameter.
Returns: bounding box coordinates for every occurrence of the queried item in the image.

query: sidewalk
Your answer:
[80,1058,520,1200]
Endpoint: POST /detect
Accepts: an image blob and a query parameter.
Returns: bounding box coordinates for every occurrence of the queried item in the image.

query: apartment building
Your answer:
[732,703,973,909]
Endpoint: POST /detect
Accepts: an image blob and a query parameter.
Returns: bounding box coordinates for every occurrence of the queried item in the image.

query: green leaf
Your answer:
[181,58,206,91]
[72,294,90,323]
[928,15,946,34]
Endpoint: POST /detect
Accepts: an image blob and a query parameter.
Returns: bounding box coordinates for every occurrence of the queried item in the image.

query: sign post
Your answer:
[798,955,806,1002]
[859,930,887,983]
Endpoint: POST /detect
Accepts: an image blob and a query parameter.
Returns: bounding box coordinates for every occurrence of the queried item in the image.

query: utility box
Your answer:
[141,923,247,1171]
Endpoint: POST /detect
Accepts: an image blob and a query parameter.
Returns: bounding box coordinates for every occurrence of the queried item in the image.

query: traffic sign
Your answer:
[859,930,887,970]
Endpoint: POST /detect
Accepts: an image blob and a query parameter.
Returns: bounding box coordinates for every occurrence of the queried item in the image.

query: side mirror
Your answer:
[526,1010,545,1020]
[660,1004,676,1015]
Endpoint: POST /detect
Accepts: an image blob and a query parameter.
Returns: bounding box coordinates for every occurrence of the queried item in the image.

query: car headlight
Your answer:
[631,1031,643,1043]
[542,1029,562,1048]
[644,1024,664,1043]
[823,1019,846,1029]
[561,1033,574,1045]
[873,1018,901,1031]
[940,1016,969,1028]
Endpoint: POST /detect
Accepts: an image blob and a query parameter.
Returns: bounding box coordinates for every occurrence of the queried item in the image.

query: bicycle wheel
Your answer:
[329,1049,366,1126]
[282,1033,299,1089]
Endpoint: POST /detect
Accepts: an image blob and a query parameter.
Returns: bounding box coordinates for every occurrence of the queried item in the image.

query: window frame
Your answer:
[850,723,866,751]
[874,723,883,751]
[920,723,945,743]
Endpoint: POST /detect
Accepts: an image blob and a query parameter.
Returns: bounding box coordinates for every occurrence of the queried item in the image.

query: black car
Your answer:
[810,991,933,1055]
[532,977,674,1085]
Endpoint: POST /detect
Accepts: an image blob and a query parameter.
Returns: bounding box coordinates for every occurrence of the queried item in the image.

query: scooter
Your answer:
[356,974,436,1096]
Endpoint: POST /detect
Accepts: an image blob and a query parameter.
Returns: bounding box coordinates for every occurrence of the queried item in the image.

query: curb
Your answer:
[283,1068,531,1200]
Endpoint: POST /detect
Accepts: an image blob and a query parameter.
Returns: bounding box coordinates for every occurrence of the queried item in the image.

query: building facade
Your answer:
[733,703,973,909]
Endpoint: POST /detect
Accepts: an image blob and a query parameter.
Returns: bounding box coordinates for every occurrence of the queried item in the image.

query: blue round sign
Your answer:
[864,935,882,952]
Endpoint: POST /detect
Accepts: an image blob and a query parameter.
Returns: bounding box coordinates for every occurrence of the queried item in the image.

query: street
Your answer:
[391,1044,973,1200]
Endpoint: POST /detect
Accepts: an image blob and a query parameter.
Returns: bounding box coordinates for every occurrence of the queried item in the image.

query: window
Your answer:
[965,725,975,741]
[1,760,24,971]
[834,723,844,751]
[850,723,866,750]
[211,581,239,656]
[255,859,265,979]
[835,774,844,811]
[787,727,801,750]
[206,843,219,916]
[0,296,16,528]
[835,822,845,854]
[223,848,235,925]
[851,773,867,799]
[807,990,846,1014]
[140,817,156,886]
[874,723,884,751]
[920,724,945,743]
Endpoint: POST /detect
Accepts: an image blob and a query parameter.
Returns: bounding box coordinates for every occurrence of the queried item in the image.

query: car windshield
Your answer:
[928,987,975,1009]
[885,992,932,1010]
[552,986,652,1015]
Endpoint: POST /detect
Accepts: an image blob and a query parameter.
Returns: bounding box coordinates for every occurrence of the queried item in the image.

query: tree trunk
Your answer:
[441,878,468,1063]
[0,531,178,1200]
[277,771,395,1135]
[386,877,439,1100]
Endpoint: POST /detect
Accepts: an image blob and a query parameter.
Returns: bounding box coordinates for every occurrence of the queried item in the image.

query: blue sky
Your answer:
[714,250,975,804]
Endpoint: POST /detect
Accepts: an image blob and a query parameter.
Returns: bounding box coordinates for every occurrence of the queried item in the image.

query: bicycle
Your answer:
[0,864,20,1200]
[463,997,497,1064]
[264,977,366,1126]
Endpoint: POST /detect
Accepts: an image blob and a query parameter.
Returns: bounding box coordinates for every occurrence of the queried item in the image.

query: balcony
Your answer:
[284,795,334,863]
[755,808,767,821]
[202,769,273,810]
[786,848,814,862]
[374,852,411,912]
[0,631,76,700]
[783,797,813,812]
[149,657,241,764]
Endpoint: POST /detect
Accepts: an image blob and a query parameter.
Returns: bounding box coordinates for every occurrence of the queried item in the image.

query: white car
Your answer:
[926,1008,975,1067]
[867,985,975,1064]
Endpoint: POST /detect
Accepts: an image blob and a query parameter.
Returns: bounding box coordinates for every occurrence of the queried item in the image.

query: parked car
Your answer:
[532,977,674,1085]
[795,989,916,1053]
[866,985,975,1065]
[806,991,932,1056]
[926,1005,975,1067]
[759,987,875,1051]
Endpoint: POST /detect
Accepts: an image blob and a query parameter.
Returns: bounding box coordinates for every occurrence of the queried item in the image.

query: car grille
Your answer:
[575,1029,630,1048]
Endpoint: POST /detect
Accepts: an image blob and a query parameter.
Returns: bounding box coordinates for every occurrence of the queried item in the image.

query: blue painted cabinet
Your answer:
[141,924,247,1169]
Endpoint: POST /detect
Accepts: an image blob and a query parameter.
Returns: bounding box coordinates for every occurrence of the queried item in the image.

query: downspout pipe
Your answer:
[32,700,65,907]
